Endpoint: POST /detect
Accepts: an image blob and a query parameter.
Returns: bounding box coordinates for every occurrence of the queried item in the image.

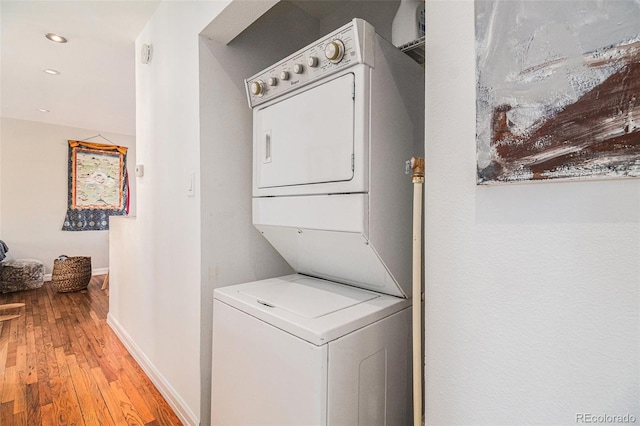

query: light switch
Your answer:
[135,165,144,177]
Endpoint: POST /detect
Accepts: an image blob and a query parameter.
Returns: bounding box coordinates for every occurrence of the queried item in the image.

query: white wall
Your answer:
[0,2,3,238]
[108,2,228,425]
[0,117,135,272]
[0,119,3,238]
[199,3,328,423]
[424,1,639,424]
[318,0,398,40]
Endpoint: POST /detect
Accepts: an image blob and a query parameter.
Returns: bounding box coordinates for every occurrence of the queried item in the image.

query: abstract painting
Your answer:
[62,140,129,231]
[476,0,640,184]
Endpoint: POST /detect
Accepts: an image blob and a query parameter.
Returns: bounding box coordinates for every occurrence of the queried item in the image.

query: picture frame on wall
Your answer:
[475,0,640,184]
[61,140,129,231]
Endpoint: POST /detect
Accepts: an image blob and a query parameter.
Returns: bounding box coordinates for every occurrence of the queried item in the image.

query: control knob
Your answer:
[280,71,290,81]
[293,63,304,74]
[307,56,319,67]
[325,39,345,63]
[267,77,278,86]
[250,80,265,96]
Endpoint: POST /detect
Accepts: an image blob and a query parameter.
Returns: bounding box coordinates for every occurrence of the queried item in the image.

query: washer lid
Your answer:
[214,274,410,346]
[239,276,378,319]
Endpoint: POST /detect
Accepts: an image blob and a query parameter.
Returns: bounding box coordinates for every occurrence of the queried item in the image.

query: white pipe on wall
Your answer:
[410,157,425,426]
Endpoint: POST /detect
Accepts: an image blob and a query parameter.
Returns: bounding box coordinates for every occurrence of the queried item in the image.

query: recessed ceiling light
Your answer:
[45,33,67,43]
[36,108,50,113]
[42,69,60,75]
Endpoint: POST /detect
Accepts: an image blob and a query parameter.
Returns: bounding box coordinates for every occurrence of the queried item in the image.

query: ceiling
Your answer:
[1,1,160,136]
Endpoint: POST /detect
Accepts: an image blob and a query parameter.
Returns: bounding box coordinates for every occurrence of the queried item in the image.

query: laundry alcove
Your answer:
[197,1,420,424]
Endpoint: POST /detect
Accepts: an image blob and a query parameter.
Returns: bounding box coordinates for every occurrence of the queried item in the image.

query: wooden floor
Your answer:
[0,276,182,425]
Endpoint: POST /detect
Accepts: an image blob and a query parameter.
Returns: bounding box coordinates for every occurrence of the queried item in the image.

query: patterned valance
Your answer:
[61,140,129,231]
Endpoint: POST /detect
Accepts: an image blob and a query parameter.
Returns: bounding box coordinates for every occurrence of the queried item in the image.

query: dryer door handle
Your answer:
[264,130,272,164]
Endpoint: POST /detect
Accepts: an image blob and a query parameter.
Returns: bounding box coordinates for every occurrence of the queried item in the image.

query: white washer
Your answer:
[212,18,423,425]
[213,274,411,425]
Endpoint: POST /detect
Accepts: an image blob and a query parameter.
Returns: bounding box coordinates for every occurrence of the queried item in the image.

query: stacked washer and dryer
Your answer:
[211,18,424,425]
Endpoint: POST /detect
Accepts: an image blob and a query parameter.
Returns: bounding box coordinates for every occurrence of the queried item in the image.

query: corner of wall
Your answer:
[0,118,4,238]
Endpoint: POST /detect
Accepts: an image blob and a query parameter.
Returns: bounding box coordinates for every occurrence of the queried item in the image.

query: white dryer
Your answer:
[212,18,424,425]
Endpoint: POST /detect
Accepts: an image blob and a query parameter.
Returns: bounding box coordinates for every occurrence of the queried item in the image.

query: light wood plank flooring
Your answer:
[0,276,182,425]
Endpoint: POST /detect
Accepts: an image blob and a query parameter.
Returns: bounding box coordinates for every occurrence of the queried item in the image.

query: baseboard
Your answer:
[43,267,110,282]
[93,267,109,276]
[107,313,199,426]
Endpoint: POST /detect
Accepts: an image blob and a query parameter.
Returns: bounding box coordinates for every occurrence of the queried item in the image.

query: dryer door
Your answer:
[254,73,355,189]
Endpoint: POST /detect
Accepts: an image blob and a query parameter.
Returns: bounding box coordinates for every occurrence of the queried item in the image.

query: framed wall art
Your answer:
[61,140,129,231]
[476,0,640,184]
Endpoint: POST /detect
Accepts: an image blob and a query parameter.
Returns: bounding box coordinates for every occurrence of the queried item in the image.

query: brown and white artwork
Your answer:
[475,0,640,184]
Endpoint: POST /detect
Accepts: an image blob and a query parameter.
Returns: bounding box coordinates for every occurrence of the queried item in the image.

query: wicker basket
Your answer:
[51,256,92,292]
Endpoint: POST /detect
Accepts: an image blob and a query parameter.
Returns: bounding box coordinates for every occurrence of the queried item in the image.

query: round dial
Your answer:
[267,77,278,86]
[293,63,304,74]
[325,39,345,63]
[280,71,290,81]
[307,56,318,67]
[250,80,265,96]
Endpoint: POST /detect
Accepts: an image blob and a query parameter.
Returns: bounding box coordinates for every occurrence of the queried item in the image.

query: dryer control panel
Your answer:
[245,18,375,108]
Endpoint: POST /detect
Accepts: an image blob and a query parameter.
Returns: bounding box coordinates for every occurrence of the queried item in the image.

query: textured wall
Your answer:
[424,1,639,423]
[0,118,135,272]
[111,2,228,424]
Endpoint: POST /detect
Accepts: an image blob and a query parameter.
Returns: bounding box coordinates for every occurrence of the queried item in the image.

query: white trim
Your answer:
[93,267,109,276]
[106,313,198,426]
[43,267,110,282]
